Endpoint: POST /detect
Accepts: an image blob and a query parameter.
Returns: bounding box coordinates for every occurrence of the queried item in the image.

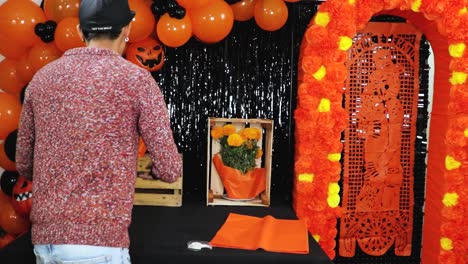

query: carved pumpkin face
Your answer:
[125,37,165,72]
[12,175,32,218]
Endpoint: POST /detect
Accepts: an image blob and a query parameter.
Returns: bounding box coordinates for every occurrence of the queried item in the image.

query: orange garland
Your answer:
[294,0,467,261]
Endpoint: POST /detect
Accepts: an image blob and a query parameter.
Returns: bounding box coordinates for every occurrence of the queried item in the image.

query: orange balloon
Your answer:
[284,0,301,2]
[0,0,45,47]
[190,0,234,43]
[0,93,22,140]
[231,0,256,22]
[0,191,30,235]
[0,141,16,171]
[156,13,192,48]
[0,35,29,60]
[43,0,80,22]
[254,0,288,31]
[176,0,211,9]
[128,0,156,43]
[16,52,36,83]
[55,17,86,52]
[0,59,27,95]
[28,42,63,72]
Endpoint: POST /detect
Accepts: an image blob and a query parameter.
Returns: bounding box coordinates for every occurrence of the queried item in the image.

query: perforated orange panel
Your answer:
[339,22,421,257]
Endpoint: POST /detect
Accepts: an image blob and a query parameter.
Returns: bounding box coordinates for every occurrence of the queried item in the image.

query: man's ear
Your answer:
[76,24,85,42]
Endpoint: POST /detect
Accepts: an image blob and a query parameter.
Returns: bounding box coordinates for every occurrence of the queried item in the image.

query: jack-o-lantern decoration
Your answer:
[125,37,165,72]
[0,227,15,249]
[12,176,32,218]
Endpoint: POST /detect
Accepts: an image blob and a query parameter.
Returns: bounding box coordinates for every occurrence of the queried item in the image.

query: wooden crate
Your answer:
[134,154,183,207]
[206,118,273,206]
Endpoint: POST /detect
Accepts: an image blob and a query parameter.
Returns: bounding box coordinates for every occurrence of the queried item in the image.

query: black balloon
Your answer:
[4,129,17,162]
[151,0,167,17]
[0,170,19,196]
[34,23,46,37]
[173,8,186,19]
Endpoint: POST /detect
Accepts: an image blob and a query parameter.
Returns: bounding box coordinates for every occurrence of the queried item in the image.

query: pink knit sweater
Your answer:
[16,47,182,248]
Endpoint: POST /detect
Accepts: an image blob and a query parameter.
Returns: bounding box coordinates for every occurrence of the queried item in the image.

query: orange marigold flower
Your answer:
[256,149,263,159]
[210,126,224,139]
[227,133,244,147]
[222,124,236,136]
[242,127,261,140]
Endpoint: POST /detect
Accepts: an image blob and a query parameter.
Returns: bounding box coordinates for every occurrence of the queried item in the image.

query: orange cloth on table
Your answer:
[210,213,309,254]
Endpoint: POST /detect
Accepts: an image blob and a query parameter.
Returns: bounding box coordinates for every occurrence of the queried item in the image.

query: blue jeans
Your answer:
[33,244,131,264]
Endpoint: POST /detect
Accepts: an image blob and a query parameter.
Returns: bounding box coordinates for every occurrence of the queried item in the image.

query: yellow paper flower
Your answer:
[211,126,224,139]
[448,43,465,58]
[327,153,341,162]
[314,12,330,27]
[464,128,468,137]
[348,0,355,5]
[459,7,467,15]
[227,133,244,147]
[411,0,421,12]
[313,234,321,242]
[328,182,340,194]
[222,124,236,136]
[440,237,453,251]
[442,192,459,207]
[318,98,331,112]
[445,155,461,170]
[313,65,327,80]
[327,194,340,208]
[298,173,314,182]
[449,72,467,85]
[338,36,353,51]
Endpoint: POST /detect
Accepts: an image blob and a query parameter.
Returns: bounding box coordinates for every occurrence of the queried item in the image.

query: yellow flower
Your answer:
[255,148,263,159]
[338,36,353,51]
[242,127,261,140]
[440,237,453,251]
[442,192,459,207]
[210,126,224,139]
[313,65,326,80]
[448,43,465,58]
[445,155,461,170]
[318,98,331,112]
[223,124,236,136]
[227,133,244,147]
[464,128,468,137]
[314,12,330,27]
[459,7,467,15]
[327,194,340,208]
[328,153,341,162]
[328,182,340,194]
[449,71,467,85]
[298,173,314,182]
[411,0,421,12]
[313,234,320,242]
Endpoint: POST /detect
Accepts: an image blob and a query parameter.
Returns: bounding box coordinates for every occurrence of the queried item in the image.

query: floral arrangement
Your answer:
[211,124,263,174]
[294,0,466,262]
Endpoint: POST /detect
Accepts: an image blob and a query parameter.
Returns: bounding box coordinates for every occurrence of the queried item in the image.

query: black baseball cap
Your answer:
[79,0,135,33]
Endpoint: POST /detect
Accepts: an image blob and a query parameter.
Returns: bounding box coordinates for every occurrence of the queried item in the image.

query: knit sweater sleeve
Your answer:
[137,72,182,183]
[15,87,35,180]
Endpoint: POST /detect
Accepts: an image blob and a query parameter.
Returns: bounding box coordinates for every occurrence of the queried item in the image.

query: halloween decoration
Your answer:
[125,37,165,72]
[54,17,86,52]
[12,176,33,218]
[34,20,58,43]
[0,59,27,95]
[0,191,30,235]
[0,171,19,197]
[189,0,234,43]
[128,0,156,43]
[4,129,18,163]
[0,227,15,250]
[0,93,21,141]
[0,0,45,47]
[156,13,192,48]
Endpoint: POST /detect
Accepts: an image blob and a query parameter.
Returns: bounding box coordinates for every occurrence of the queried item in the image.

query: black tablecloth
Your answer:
[0,195,333,264]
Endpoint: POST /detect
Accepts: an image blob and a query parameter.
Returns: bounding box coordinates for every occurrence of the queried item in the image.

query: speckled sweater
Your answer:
[16,47,182,248]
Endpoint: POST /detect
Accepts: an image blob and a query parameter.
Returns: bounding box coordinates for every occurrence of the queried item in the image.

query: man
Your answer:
[15,0,182,263]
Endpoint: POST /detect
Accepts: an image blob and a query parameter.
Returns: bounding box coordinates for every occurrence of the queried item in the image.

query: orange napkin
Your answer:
[210,213,309,254]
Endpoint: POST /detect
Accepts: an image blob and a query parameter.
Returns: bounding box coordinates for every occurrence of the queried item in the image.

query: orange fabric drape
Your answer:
[210,213,309,254]
[213,154,266,199]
